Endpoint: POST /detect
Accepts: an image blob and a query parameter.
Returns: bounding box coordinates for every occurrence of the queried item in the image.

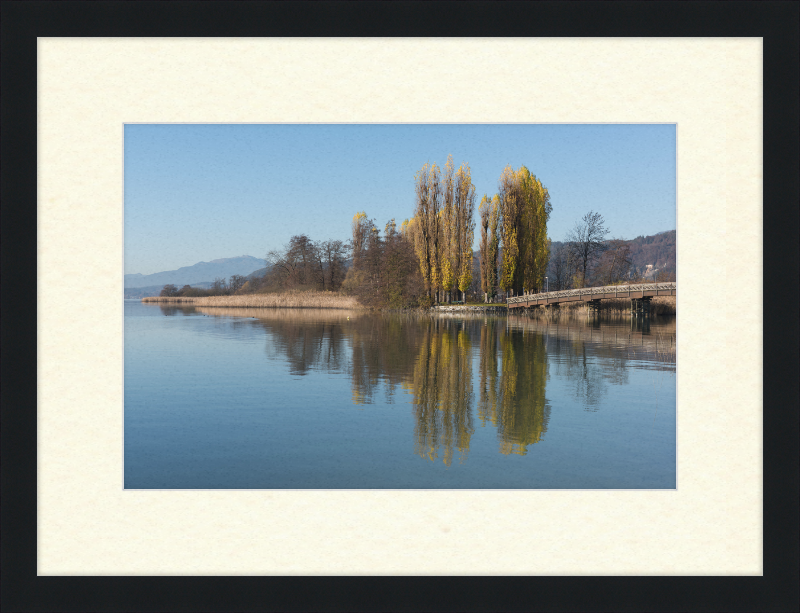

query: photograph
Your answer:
[124,123,677,489]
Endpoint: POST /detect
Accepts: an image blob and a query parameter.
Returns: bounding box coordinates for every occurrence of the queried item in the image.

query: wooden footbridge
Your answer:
[507,282,676,313]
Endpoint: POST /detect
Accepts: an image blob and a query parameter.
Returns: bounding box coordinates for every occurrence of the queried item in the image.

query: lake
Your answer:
[124,300,676,489]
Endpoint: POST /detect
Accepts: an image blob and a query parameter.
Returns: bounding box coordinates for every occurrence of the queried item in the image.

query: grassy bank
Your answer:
[141,290,362,309]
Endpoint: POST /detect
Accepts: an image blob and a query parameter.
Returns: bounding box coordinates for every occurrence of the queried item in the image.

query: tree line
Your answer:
[159,275,248,298]
[405,155,478,304]
[335,213,422,308]
[159,235,350,298]
[484,165,552,300]
[402,157,555,305]
[159,155,661,306]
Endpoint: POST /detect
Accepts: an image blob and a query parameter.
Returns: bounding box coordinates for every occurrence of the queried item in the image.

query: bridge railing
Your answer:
[507,282,676,305]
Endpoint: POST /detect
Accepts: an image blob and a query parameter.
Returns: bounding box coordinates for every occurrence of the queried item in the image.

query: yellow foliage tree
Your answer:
[455,163,476,302]
[497,165,552,296]
[413,156,476,304]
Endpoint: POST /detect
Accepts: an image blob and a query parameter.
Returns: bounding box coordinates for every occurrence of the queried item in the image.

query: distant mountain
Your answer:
[125,255,265,289]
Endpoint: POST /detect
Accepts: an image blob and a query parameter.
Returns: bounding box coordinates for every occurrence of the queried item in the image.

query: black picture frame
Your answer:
[2,2,797,611]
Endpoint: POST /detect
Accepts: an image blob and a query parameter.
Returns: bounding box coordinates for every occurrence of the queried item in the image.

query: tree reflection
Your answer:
[477,322,551,454]
[159,305,197,316]
[192,308,673,463]
[495,327,550,454]
[264,318,349,377]
[410,320,475,466]
[477,321,500,430]
[347,315,424,405]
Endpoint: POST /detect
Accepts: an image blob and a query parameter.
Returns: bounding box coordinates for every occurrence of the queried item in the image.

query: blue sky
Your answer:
[124,124,675,275]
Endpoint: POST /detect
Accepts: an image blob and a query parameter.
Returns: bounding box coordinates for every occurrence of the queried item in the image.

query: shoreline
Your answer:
[432,305,508,313]
[140,294,674,315]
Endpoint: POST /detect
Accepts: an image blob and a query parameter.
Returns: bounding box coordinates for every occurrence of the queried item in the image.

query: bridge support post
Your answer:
[587,299,602,314]
[630,297,652,316]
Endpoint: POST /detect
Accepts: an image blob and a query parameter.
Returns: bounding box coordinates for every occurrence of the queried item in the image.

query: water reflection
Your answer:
[188,307,674,465]
[631,316,650,334]
[496,327,550,453]
[411,321,475,465]
[159,305,197,316]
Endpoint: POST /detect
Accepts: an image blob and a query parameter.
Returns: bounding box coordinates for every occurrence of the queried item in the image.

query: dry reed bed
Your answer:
[197,307,363,321]
[141,290,362,309]
[141,296,199,303]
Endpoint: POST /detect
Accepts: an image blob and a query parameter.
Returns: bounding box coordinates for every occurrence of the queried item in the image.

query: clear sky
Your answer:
[124,124,675,275]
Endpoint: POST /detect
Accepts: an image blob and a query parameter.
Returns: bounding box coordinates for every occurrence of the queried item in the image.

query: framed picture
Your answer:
[3,2,796,611]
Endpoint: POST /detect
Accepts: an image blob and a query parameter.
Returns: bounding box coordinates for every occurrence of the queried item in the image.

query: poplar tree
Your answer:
[518,169,551,294]
[440,156,456,303]
[414,156,476,304]
[497,165,552,296]
[351,211,372,268]
[427,163,443,303]
[412,165,433,300]
[455,163,476,303]
[479,195,499,302]
[479,195,491,301]
[488,195,500,299]
[498,166,520,296]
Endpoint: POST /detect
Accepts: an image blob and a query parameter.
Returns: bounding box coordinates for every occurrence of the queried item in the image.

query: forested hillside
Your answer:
[549,230,675,280]
[627,230,676,275]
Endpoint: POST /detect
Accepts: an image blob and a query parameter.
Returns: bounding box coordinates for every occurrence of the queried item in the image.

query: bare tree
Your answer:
[266,234,322,289]
[265,247,296,287]
[211,277,228,294]
[160,284,179,297]
[566,211,609,287]
[318,239,349,291]
[594,239,633,285]
[547,243,574,290]
[228,274,247,294]
[286,234,319,287]
[177,284,196,297]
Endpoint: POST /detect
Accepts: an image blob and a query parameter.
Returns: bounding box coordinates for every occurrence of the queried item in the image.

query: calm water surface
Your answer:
[124,301,676,489]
